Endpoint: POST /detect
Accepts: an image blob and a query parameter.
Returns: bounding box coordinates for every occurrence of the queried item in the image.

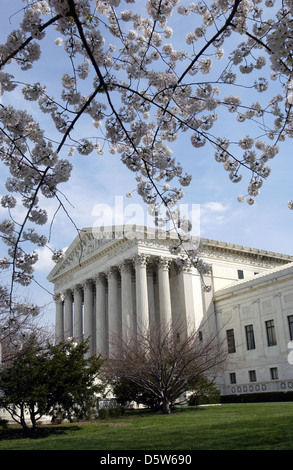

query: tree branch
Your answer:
[0,14,64,69]
[177,0,242,86]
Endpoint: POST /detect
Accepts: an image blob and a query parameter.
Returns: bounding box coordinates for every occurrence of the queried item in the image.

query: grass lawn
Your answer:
[0,403,293,450]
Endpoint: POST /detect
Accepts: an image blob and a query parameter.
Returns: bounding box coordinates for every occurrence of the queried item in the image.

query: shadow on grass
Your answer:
[0,406,205,443]
[0,424,81,441]
[123,405,206,418]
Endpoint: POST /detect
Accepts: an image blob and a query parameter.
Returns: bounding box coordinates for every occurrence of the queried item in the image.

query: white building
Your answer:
[47,225,293,401]
[215,263,293,400]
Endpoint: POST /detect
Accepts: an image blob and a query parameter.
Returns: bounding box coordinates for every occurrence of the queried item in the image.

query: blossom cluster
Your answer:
[0,282,41,362]
[0,0,292,301]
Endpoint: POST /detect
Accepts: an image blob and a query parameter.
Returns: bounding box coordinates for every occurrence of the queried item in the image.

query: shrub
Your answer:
[99,407,124,419]
[108,407,124,418]
[0,418,9,430]
[188,376,221,406]
[98,408,109,419]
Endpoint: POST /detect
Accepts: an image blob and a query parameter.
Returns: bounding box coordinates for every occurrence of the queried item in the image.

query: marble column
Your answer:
[177,262,195,337]
[55,296,64,344]
[95,274,108,358]
[83,279,95,356]
[64,289,73,339]
[120,260,135,342]
[147,264,156,330]
[73,285,83,342]
[157,257,172,331]
[107,267,121,356]
[135,254,149,336]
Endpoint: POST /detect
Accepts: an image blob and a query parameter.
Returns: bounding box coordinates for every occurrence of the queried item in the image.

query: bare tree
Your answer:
[103,322,226,414]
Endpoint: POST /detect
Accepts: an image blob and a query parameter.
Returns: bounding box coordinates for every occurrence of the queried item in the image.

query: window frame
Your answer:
[270,367,278,380]
[237,269,244,279]
[226,328,236,353]
[265,319,277,347]
[288,315,293,341]
[245,324,256,350]
[249,370,257,382]
[229,372,236,384]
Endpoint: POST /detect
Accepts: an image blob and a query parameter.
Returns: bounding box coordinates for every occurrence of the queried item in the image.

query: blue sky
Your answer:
[0,1,293,327]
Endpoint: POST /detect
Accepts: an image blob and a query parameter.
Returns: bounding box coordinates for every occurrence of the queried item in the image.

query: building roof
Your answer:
[214,261,293,301]
[47,224,293,284]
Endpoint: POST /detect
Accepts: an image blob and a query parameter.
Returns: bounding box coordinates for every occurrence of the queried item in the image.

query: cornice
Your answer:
[214,262,293,302]
[199,238,293,265]
[47,225,293,285]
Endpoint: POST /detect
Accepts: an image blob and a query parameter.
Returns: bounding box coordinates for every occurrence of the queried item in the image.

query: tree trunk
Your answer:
[20,405,30,432]
[30,405,37,431]
[162,398,171,414]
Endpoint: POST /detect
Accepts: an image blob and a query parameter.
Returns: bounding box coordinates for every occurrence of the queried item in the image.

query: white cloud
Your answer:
[35,245,55,273]
[201,201,230,214]
[199,200,231,238]
[35,244,69,273]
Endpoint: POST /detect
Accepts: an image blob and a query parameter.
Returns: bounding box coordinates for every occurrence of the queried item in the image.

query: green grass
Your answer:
[1,403,293,450]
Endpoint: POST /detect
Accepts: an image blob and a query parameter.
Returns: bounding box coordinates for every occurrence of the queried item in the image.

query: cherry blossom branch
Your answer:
[0,0,292,311]
[66,1,212,284]
[177,0,242,86]
[112,82,266,178]
[0,14,64,69]
[67,1,173,203]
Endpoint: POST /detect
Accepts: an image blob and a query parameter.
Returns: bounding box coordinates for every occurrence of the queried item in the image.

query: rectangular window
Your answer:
[230,372,236,384]
[245,324,256,350]
[266,320,277,346]
[288,315,293,341]
[237,269,244,279]
[270,367,278,380]
[249,370,257,382]
[226,329,236,353]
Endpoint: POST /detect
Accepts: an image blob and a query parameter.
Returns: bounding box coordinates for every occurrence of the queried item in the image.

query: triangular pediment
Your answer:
[46,225,159,282]
[47,227,117,282]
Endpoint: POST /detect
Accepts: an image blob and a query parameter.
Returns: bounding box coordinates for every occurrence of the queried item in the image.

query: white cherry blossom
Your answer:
[0,0,292,306]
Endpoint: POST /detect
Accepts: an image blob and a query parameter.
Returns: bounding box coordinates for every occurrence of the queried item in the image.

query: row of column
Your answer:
[55,254,195,357]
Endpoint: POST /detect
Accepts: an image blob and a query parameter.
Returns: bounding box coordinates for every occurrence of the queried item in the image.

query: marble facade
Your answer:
[47,225,293,398]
